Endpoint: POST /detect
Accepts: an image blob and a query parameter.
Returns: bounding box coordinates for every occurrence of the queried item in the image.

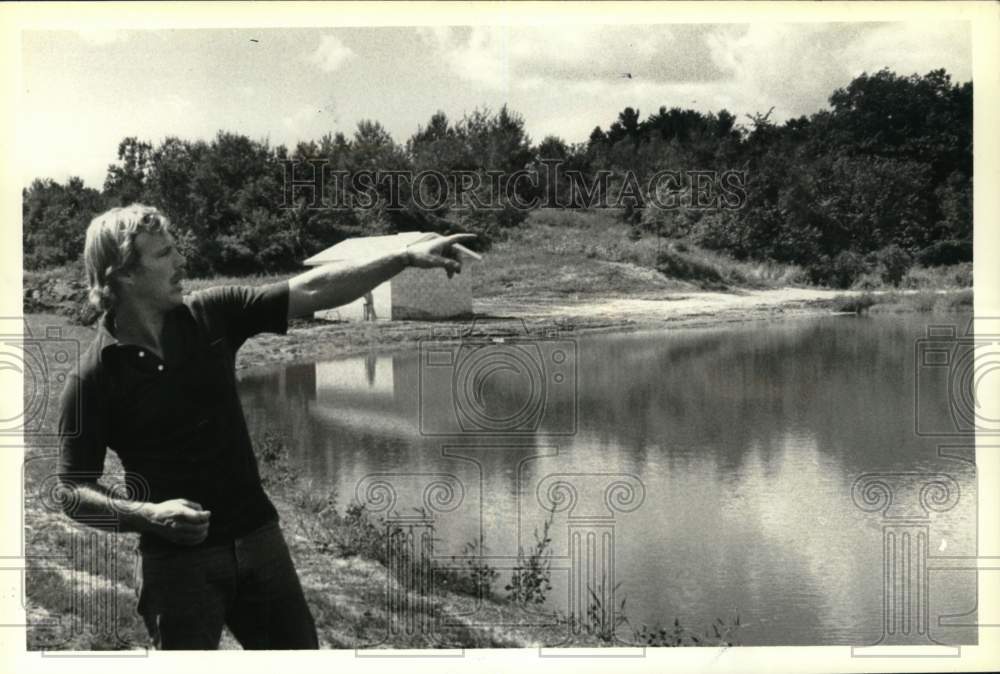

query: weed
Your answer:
[829,293,881,313]
[438,539,500,599]
[632,615,742,647]
[505,511,555,605]
[562,577,630,644]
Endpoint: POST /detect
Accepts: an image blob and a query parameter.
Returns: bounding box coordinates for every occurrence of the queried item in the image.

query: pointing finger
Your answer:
[442,233,477,245]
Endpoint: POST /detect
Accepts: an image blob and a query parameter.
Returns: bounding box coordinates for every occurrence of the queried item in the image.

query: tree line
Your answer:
[23,68,971,287]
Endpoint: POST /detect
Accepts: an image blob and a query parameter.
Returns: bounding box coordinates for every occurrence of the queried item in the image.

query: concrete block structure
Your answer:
[302,232,478,321]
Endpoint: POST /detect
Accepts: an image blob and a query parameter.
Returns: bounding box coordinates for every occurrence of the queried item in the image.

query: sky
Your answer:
[20,22,971,190]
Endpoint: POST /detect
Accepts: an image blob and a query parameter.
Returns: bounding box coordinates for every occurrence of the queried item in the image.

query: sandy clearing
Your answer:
[478,287,858,322]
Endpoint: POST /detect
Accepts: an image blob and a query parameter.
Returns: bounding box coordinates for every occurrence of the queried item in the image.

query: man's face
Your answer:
[120,231,186,311]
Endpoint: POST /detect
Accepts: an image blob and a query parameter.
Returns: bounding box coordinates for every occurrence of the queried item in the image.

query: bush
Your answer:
[874,244,912,287]
[952,264,974,288]
[172,228,213,277]
[656,249,728,289]
[851,272,883,290]
[941,289,974,310]
[916,239,972,267]
[830,293,881,313]
[809,251,870,289]
[901,263,973,289]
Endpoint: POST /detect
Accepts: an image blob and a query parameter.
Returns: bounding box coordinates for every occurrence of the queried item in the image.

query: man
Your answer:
[362,291,376,321]
[57,204,473,649]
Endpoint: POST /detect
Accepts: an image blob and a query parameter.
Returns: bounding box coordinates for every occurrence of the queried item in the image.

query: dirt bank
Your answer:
[238,287,860,373]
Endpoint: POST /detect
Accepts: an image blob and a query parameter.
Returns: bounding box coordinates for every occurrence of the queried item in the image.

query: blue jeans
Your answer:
[136,521,318,649]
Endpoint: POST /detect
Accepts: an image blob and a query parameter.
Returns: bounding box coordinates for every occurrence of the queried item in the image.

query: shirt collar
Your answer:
[96,311,122,359]
[96,302,195,360]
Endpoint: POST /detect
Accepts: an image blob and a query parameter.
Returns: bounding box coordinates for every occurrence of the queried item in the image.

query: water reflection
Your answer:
[239,315,977,646]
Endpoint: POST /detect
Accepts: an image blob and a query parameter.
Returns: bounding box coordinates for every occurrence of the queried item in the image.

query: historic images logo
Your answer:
[279,159,748,212]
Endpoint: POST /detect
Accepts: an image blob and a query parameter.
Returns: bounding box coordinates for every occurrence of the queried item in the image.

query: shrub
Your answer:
[875,244,912,287]
[916,239,972,267]
[809,251,869,289]
[952,264,973,288]
[851,272,883,290]
[830,293,881,313]
[940,289,974,310]
[901,263,973,289]
[442,540,500,599]
[505,514,554,605]
[655,249,727,289]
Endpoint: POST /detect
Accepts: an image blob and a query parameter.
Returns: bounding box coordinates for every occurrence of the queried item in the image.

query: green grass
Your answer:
[900,263,973,290]
[850,263,973,292]
[828,289,973,314]
[471,209,806,299]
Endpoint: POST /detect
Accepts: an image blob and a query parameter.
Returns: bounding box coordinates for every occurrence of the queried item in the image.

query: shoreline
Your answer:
[235,287,872,374]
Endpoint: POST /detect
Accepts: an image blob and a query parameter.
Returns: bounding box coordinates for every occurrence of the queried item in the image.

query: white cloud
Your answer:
[422,23,969,128]
[419,25,725,92]
[706,24,848,121]
[307,34,356,72]
[704,23,970,122]
[838,22,970,81]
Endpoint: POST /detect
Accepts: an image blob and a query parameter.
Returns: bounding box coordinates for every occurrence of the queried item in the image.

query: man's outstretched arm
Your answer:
[286,233,476,320]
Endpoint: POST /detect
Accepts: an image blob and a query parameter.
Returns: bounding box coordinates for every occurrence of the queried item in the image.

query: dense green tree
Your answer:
[103,137,153,206]
[23,68,972,285]
[23,177,106,269]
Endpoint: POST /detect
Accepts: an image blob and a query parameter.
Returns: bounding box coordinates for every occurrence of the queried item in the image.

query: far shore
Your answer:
[236,286,971,374]
[26,285,973,376]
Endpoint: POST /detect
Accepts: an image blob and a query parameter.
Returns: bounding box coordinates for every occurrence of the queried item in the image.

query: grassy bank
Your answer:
[470,210,808,299]
[823,288,974,314]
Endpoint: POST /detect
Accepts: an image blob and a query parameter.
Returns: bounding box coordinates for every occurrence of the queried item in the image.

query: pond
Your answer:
[238,314,978,647]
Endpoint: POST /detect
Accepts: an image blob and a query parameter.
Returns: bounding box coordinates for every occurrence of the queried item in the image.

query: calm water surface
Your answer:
[239,314,977,646]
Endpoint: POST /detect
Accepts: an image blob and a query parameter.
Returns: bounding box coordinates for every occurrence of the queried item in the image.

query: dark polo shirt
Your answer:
[58,283,289,552]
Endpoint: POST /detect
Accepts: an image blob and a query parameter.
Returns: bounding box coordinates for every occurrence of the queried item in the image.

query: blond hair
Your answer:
[84,204,172,313]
